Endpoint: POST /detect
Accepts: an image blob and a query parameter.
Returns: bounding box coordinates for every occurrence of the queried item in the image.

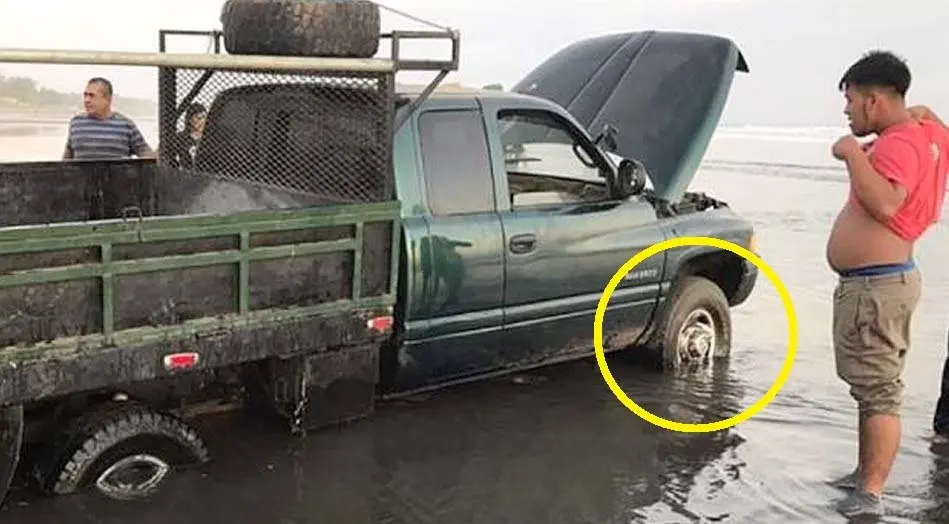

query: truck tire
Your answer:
[644,275,732,370]
[36,402,209,500]
[220,0,382,58]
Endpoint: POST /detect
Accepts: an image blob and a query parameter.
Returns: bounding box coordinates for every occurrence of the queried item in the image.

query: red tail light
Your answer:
[367,315,393,334]
[163,352,200,371]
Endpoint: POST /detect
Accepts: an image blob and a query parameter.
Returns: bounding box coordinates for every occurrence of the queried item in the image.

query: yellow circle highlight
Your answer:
[593,236,797,433]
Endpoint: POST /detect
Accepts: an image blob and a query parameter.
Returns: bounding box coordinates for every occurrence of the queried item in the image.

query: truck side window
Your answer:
[418,110,495,216]
[496,109,611,210]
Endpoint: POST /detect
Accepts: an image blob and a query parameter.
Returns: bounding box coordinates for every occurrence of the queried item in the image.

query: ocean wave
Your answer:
[713,127,850,145]
[717,124,850,137]
[699,159,847,183]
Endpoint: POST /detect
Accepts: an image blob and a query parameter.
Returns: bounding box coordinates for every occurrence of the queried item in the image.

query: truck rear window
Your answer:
[193,83,391,204]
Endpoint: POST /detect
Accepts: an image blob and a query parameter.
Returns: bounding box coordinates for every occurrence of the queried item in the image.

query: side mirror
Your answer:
[593,123,619,153]
[615,158,647,198]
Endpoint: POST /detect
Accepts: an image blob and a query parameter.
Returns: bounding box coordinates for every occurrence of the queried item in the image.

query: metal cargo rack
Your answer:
[0,27,460,73]
[0,26,460,207]
[156,27,459,130]
[0,27,459,130]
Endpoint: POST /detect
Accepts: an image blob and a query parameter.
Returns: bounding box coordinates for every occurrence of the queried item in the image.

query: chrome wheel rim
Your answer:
[95,453,170,500]
[675,308,717,365]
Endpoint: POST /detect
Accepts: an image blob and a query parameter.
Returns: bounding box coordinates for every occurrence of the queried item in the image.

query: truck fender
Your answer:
[634,249,741,358]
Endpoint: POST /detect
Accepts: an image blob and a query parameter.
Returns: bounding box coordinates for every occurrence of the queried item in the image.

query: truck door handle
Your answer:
[509,234,537,254]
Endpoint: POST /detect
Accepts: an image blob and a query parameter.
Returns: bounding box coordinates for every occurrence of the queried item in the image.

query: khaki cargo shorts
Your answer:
[833,268,921,417]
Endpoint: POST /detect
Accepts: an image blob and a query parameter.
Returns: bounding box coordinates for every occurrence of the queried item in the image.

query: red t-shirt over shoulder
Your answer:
[864,119,949,241]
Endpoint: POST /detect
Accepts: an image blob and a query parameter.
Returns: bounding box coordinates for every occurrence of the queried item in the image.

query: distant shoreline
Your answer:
[0,109,158,125]
[0,114,838,135]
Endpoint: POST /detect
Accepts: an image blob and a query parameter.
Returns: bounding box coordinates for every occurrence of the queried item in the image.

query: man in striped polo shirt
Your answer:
[62,77,155,160]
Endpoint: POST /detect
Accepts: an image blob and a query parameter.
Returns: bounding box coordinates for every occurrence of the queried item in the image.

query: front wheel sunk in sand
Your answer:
[644,275,732,370]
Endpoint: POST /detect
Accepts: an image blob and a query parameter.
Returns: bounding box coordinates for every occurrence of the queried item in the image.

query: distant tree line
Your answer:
[0,74,155,114]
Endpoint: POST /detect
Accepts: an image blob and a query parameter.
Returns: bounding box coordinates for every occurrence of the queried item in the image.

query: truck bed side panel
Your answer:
[0,160,399,406]
[0,309,388,406]
[0,161,396,348]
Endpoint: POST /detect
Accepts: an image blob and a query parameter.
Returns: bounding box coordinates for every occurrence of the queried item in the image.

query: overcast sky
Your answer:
[0,0,946,127]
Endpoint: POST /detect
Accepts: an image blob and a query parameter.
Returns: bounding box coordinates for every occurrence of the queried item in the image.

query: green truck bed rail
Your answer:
[0,199,401,397]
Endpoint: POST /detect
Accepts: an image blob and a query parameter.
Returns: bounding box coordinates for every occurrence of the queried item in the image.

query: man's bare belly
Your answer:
[826,202,913,272]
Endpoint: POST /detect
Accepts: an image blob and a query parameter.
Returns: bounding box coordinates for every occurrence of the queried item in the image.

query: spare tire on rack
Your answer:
[220,0,382,58]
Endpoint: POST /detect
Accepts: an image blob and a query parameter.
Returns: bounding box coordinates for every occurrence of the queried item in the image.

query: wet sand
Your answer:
[2,126,949,523]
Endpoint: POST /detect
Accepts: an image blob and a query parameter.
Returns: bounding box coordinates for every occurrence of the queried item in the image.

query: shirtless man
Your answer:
[826,50,949,517]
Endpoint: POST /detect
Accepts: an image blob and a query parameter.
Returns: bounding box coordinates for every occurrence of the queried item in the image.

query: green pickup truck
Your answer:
[380,30,758,393]
[0,27,756,505]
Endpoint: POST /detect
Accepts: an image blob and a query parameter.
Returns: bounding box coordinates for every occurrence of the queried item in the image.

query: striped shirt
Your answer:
[64,112,151,160]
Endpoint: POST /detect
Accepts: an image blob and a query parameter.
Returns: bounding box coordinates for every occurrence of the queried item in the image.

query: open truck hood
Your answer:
[511,30,749,202]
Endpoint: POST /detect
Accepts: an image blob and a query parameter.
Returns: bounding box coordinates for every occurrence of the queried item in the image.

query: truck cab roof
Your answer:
[395,84,562,111]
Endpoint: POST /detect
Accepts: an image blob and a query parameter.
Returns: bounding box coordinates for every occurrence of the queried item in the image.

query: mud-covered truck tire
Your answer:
[34,402,209,500]
[644,276,732,370]
[220,0,382,58]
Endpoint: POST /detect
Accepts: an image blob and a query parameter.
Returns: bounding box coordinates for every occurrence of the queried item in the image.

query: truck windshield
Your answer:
[498,109,607,187]
[502,142,604,186]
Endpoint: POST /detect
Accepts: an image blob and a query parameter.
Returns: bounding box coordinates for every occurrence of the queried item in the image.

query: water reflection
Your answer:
[2,356,747,524]
[418,235,471,313]
[918,451,949,523]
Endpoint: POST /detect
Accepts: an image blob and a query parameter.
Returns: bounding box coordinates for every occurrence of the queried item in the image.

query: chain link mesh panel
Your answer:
[158,68,394,204]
